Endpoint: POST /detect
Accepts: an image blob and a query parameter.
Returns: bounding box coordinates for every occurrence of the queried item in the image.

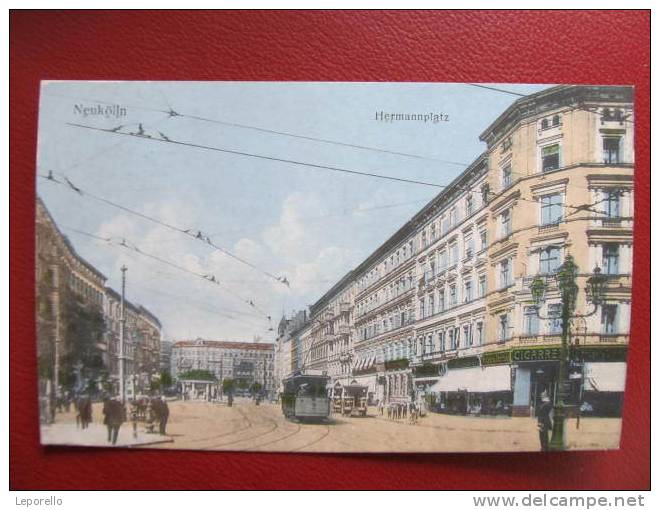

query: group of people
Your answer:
[378,401,420,425]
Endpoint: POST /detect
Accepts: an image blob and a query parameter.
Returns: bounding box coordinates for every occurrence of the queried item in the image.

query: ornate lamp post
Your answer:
[530,255,606,451]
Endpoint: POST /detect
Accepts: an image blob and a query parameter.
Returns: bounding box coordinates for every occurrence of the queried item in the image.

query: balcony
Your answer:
[337,324,350,336]
[538,223,560,235]
[601,218,623,228]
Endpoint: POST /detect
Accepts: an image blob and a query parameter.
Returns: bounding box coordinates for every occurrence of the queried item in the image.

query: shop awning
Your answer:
[583,362,627,392]
[430,365,511,393]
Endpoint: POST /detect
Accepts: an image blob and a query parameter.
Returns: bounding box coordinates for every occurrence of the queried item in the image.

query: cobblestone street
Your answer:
[41,399,623,452]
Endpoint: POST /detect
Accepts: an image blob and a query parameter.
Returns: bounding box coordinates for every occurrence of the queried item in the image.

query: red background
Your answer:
[10,10,650,490]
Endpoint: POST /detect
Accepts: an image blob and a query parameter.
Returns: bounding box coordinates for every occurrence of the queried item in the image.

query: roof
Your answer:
[478,85,634,146]
[172,339,274,351]
[36,196,107,281]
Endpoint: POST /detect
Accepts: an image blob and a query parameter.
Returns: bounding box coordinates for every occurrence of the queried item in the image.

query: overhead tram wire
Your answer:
[43,91,465,165]
[37,171,290,288]
[65,233,271,331]
[60,225,271,320]
[61,123,613,216]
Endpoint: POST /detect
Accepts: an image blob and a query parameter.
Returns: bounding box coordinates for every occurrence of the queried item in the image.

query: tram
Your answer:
[281,374,331,421]
[342,384,369,417]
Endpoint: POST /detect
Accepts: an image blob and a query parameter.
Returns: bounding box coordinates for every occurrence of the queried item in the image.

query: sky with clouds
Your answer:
[36,81,549,343]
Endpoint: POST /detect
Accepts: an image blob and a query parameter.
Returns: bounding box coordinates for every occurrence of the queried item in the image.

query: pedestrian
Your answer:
[105,398,126,445]
[158,397,169,435]
[77,395,92,429]
[537,393,553,452]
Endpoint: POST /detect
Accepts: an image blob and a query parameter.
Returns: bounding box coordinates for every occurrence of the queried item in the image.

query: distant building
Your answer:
[160,340,174,374]
[273,310,307,393]
[171,339,275,396]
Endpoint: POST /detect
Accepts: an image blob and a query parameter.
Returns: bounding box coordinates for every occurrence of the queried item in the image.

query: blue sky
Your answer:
[36,81,549,341]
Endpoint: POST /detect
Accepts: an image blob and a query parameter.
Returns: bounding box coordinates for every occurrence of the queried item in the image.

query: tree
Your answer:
[178,369,216,381]
[160,371,173,387]
[250,382,263,396]
[60,292,106,393]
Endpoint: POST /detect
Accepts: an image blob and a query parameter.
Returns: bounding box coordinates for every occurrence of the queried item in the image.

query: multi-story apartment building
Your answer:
[36,197,107,421]
[170,339,275,397]
[299,85,633,417]
[273,310,307,393]
[36,196,163,415]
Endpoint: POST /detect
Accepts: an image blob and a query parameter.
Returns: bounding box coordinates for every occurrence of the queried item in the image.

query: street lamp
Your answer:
[530,255,606,451]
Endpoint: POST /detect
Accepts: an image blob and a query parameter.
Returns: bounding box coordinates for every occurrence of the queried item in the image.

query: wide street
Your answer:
[43,399,623,453]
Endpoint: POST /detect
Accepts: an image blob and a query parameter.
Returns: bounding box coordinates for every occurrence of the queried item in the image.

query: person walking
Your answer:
[106,398,126,445]
[158,397,169,435]
[537,393,553,452]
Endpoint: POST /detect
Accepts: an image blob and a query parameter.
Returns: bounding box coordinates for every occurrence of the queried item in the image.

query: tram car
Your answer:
[281,374,331,421]
[342,384,368,417]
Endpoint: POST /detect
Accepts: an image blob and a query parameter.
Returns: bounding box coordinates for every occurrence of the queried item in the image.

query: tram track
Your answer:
[202,407,281,450]
[290,423,331,452]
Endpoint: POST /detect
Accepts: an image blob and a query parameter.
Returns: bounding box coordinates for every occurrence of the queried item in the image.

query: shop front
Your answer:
[427,358,513,415]
[510,345,628,417]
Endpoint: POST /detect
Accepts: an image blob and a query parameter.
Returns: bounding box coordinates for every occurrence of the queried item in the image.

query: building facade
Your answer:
[36,197,163,419]
[296,85,633,417]
[273,310,307,393]
[170,339,275,397]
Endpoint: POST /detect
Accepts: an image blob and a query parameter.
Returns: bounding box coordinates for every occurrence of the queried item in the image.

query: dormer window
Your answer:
[541,118,549,130]
[552,115,560,127]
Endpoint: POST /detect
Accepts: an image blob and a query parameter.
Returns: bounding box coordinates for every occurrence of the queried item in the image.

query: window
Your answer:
[603,244,619,275]
[541,193,563,225]
[419,298,425,319]
[466,195,474,216]
[603,137,621,164]
[464,324,472,347]
[449,284,457,306]
[481,184,490,205]
[502,164,512,189]
[465,236,474,259]
[542,144,560,172]
[449,207,457,227]
[500,259,511,288]
[476,322,484,346]
[548,304,562,334]
[422,230,427,247]
[431,223,437,241]
[499,314,509,342]
[524,306,539,335]
[464,280,472,302]
[448,329,456,350]
[601,304,618,334]
[428,294,435,315]
[478,275,487,297]
[439,250,447,270]
[438,289,445,312]
[541,118,549,130]
[439,331,445,351]
[604,190,621,218]
[540,246,561,274]
[450,244,458,266]
[552,115,560,127]
[501,209,511,237]
[479,229,487,251]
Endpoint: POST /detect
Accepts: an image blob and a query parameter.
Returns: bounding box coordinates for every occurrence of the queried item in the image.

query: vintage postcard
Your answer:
[35,81,634,452]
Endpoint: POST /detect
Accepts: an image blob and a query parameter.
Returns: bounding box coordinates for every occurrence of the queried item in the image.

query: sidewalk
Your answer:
[40,422,174,448]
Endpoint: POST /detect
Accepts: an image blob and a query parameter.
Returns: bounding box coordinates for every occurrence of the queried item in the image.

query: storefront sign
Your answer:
[481,350,511,366]
[413,363,439,377]
[511,346,562,362]
[576,346,628,362]
[447,356,480,369]
[384,358,410,370]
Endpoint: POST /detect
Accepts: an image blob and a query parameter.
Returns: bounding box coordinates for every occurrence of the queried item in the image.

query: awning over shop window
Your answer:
[583,362,627,392]
[429,365,511,393]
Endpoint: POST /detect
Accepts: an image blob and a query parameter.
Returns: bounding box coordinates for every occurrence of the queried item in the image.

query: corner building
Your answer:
[304,85,633,417]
